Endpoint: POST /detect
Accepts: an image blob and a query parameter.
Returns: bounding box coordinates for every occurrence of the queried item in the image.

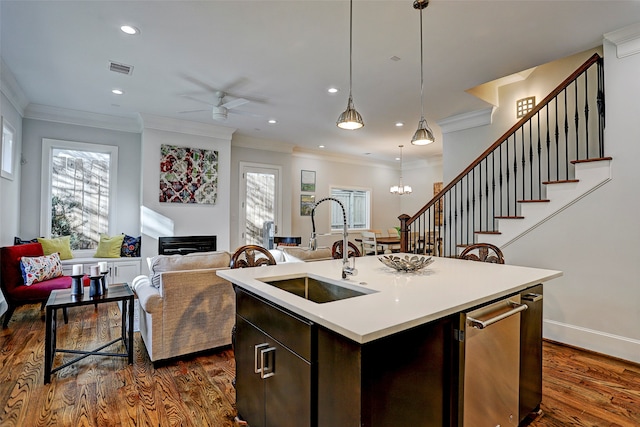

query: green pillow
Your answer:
[94,234,125,258]
[37,236,74,260]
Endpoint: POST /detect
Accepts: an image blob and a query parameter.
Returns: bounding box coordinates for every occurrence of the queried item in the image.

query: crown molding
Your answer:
[24,103,142,133]
[140,113,236,140]
[605,22,640,58]
[232,133,294,154]
[0,58,29,115]
[437,107,495,134]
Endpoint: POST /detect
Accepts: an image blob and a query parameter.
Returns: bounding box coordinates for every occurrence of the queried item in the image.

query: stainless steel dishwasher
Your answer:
[463,295,528,426]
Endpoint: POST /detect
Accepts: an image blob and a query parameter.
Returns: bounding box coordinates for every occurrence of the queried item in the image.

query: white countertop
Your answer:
[217,255,562,344]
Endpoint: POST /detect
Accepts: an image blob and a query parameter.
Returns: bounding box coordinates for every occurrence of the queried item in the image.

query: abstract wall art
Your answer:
[159,144,218,204]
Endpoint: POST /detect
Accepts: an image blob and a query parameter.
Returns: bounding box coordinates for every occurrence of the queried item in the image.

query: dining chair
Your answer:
[230,245,277,268]
[458,243,505,264]
[360,231,381,256]
[385,228,401,252]
[331,240,361,259]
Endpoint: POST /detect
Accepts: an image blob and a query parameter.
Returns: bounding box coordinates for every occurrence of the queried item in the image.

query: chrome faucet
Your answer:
[310,197,357,279]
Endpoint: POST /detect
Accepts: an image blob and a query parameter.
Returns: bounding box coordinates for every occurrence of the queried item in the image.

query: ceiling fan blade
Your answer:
[221,98,250,110]
[178,109,208,114]
[229,109,262,118]
[180,94,214,106]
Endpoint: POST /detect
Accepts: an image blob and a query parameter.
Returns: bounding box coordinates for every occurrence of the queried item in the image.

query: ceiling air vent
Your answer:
[109,61,134,75]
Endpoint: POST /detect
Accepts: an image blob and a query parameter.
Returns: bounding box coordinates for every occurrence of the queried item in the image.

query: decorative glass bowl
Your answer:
[378,255,434,272]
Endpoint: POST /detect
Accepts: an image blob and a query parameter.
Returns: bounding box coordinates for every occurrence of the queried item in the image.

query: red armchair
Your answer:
[0,243,72,328]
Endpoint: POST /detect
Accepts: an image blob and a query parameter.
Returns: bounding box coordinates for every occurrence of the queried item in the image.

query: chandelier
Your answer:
[390,145,412,195]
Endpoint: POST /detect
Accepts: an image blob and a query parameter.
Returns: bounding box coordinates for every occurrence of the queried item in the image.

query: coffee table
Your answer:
[44,282,134,384]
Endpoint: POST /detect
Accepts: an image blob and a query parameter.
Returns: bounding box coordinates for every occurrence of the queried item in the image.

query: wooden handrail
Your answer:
[407,53,602,224]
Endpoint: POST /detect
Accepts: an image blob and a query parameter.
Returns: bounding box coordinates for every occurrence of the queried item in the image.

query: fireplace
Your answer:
[158,235,217,255]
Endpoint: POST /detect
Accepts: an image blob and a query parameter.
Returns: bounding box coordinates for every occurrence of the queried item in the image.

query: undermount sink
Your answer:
[259,274,374,304]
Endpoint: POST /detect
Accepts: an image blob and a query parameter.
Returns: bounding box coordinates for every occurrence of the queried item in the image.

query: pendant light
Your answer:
[390,145,412,195]
[337,0,364,130]
[411,0,435,145]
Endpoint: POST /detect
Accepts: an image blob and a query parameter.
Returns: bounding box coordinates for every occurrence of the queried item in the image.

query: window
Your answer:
[330,187,370,231]
[1,119,15,180]
[41,139,118,250]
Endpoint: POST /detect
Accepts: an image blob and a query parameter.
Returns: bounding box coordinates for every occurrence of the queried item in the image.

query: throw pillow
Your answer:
[14,236,39,245]
[121,234,141,257]
[37,236,74,260]
[94,234,125,258]
[20,253,64,286]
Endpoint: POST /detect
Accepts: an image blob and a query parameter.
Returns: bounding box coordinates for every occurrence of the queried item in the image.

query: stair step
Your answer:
[570,156,613,164]
[518,199,550,203]
[495,216,524,219]
[543,179,579,185]
[474,231,502,235]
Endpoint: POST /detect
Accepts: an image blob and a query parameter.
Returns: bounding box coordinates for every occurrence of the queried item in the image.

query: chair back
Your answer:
[230,245,277,269]
[331,240,361,259]
[387,228,399,237]
[459,243,505,264]
[0,243,45,296]
[360,231,379,256]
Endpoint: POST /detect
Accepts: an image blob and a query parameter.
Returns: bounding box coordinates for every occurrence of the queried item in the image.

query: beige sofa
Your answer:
[134,251,234,363]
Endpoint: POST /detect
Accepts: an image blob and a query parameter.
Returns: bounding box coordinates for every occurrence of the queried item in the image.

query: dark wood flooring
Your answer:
[1,302,638,426]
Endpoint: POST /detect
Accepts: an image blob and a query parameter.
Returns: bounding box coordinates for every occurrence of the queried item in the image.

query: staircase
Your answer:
[400,53,608,257]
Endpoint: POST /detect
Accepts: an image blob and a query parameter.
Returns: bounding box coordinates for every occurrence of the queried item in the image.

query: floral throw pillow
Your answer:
[121,234,141,257]
[20,253,64,286]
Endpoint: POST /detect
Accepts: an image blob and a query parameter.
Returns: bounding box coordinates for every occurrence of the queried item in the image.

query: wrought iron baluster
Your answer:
[597,57,605,157]
[564,89,569,180]
[546,106,551,182]
[537,112,542,199]
[499,144,504,217]
[584,68,590,159]
[521,126,526,200]
[492,151,496,230]
[506,137,511,216]
[555,97,560,181]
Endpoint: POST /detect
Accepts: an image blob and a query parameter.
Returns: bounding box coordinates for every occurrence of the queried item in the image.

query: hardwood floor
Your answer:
[1,303,638,426]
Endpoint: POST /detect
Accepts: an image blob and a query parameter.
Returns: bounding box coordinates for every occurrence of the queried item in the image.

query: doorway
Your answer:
[239,163,281,246]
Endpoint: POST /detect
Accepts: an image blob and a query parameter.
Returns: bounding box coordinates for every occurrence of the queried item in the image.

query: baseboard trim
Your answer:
[544,319,640,364]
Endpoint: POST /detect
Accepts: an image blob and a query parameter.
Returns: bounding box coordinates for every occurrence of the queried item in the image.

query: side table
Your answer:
[44,282,134,384]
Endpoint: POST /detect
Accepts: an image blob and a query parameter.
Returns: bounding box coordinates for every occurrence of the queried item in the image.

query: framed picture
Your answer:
[159,144,218,204]
[301,170,316,192]
[300,194,315,216]
[1,117,16,180]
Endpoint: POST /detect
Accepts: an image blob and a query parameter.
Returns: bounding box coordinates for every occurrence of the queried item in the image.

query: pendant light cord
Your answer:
[419,5,424,121]
[349,0,354,100]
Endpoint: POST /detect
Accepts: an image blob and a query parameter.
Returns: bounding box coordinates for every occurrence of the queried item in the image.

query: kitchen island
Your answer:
[218,255,562,427]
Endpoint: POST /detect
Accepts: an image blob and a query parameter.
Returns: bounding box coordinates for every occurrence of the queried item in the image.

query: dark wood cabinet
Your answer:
[235,288,314,427]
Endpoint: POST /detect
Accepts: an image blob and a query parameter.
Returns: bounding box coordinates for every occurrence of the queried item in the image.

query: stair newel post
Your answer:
[399,214,410,254]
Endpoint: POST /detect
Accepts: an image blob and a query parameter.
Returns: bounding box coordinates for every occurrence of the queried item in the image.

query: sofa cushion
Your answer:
[149,251,231,288]
[20,253,64,286]
[282,246,333,262]
[1,243,45,294]
[38,236,74,260]
[94,234,125,258]
[121,234,141,257]
[8,275,72,301]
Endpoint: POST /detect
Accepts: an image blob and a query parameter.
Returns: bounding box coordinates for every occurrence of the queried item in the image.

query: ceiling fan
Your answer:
[179,90,251,121]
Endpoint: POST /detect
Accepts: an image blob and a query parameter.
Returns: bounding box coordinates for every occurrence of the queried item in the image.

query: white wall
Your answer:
[230,135,294,251]
[140,116,233,267]
[440,36,640,362]
[291,151,419,248]
[0,92,22,247]
[19,118,141,240]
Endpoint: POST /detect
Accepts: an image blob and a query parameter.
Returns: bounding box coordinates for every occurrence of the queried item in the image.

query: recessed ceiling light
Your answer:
[328,88,338,94]
[395,157,401,161]
[268,119,277,124]
[395,122,404,127]
[112,89,124,95]
[318,145,325,149]
[120,25,139,35]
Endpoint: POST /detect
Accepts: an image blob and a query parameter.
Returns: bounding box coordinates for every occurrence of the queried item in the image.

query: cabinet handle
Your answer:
[260,347,276,379]
[254,343,269,374]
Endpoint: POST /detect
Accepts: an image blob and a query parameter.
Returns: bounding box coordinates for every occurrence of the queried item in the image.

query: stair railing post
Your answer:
[399,214,410,253]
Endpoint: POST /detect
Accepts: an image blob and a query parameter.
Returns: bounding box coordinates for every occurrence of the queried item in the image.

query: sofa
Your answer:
[0,242,74,327]
[134,250,234,363]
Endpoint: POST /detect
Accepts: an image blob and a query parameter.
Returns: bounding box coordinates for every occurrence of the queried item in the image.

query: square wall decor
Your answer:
[159,144,218,204]
[516,96,536,118]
